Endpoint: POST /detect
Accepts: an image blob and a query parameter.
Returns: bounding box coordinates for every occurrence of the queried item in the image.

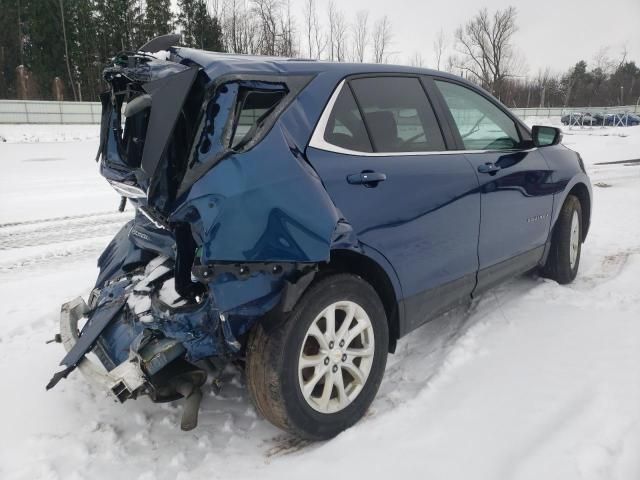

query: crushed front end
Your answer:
[47,44,342,430]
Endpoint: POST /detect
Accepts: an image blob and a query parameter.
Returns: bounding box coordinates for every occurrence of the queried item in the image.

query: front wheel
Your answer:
[542,194,583,284]
[246,273,388,440]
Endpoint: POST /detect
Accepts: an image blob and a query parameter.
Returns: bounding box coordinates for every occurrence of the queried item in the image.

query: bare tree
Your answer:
[534,68,554,107]
[253,0,278,55]
[313,9,326,59]
[433,28,445,70]
[444,55,456,74]
[304,0,313,58]
[222,0,258,54]
[279,0,297,57]
[352,10,369,62]
[327,1,336,60]
[303,0,325,59]
[616,45,629,71]
[372,15,392,63]
[453,6,519,98]
[593,46,616,74]
[408,52,425,67]
[250,0,300,57]
[221,0,239,52]
[331,6,348,61]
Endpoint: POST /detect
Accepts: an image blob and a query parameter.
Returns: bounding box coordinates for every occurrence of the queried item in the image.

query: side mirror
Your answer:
[532,125,562,147]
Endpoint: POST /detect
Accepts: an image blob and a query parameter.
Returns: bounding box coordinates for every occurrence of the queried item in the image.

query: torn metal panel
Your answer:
[50,49,351,415]
[140,66,198,181]
[95,217,172,289]
[170,129,340,264]
[128,210,176,259]
[138,34,181,54]
[175,75,313,194]
[58,298,126,369]
[98,91,139,185]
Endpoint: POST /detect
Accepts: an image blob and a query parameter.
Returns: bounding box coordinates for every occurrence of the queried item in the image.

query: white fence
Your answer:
[511,105,639,119]
[0,100,638,124]
[0,100,101,124]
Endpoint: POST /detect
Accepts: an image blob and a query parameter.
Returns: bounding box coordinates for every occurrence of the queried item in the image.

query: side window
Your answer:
[324,85,373,152]
[230,87,287,149]
[188,80,289,175]
[435,80,521,151]
[349,77,445,153]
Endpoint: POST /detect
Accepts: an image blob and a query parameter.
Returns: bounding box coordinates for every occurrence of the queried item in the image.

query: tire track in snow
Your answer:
[0,211,132,273]
[573,247,640,290]
[0,210,122,229]
[0,241,108,273]
[0,211,130,250]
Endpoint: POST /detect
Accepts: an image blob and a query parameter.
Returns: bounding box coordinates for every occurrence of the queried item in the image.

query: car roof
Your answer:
[171,47,464,83]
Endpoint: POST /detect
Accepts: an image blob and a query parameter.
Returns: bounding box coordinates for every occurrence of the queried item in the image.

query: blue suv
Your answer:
[50,38,592,440]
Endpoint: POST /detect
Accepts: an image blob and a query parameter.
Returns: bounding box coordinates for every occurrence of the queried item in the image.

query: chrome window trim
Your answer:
[308,78,536,157]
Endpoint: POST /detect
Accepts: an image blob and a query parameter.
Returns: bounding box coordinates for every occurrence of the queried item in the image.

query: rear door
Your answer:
[431,79,554,292]
[306,75,480,335]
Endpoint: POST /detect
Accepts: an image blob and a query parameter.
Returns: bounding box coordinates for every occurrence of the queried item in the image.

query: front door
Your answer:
[306,76,480,334]
[433,80,554,291]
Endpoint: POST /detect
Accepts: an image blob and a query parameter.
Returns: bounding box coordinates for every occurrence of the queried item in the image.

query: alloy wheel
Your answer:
[569,210,580,268]
[298,301,375,414]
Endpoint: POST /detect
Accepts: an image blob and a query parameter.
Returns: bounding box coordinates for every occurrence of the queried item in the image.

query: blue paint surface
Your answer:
[87,50,591,371]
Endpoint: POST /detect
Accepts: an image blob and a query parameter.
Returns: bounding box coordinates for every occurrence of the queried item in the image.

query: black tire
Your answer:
[542,195,583,284]
[246,273,388,440]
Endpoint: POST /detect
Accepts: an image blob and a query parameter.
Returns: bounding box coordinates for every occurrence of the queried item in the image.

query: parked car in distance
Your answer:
[561,112,584,125]
[561,112,601,126]
[50,38,592,440]
[604,113,640,126]
[561,111,639,127]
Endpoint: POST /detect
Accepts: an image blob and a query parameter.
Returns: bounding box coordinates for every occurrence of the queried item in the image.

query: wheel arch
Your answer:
[318,248,403,353]
[567,182,591,241]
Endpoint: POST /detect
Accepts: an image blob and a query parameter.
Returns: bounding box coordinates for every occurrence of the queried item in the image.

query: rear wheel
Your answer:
[542,195,582,284]
[246,273,388,440]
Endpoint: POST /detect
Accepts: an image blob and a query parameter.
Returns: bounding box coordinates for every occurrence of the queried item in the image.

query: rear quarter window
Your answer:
[230,88,287,149]
[189,80,289,171]
[178,79,295,194]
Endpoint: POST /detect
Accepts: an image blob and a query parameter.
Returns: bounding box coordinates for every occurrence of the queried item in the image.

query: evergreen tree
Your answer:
[0,0,21,98]
[22,0,69,99]
[178,0,224,51]
[95,0,145,56]
[67,0,102,100]
[143,0,174,41]
[609,61,639,105]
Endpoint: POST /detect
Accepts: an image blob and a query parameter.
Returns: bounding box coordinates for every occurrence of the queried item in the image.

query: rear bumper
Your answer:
[60,296,209,430]
[59,297,147,402]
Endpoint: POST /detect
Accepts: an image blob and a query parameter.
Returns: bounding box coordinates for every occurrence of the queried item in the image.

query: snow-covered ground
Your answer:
[0,122,639,480]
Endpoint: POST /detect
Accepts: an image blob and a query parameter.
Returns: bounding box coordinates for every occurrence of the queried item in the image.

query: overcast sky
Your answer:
[178,1,640,76]
[324,0,640,75]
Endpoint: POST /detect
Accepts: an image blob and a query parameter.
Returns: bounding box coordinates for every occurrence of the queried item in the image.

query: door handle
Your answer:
[347,171,387,186]
[477,162,501,174]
